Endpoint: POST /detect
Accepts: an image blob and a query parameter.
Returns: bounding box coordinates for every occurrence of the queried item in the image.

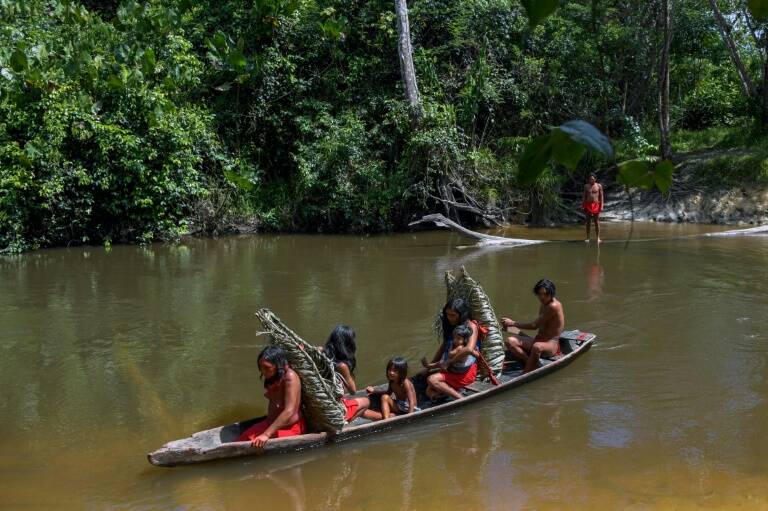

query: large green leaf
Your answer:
[618,159,674,192]
[519,120,613,185]
[521,0,559,27]
[748,0,768,20]
[550,128,586,171]
[558,120,613,159]
[617,160,654,189]
[10,49,28,72]
[518,133,554,186]
[653,160,674,193]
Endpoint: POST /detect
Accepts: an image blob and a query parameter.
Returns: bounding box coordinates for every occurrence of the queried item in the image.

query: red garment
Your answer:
[470,319,488,339]
[582,201,602,215]
[535,336,562,357]
[343,398,359,421]
[236,416,306,443]
[441,362,478,390]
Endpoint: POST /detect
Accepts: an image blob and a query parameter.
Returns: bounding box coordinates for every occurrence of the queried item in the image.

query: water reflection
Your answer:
[586,246,604,302]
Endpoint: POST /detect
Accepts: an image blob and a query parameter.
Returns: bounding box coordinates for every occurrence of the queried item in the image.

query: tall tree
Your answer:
[709,0,757,99]
[395,0,422,119]
[659,0,673,159]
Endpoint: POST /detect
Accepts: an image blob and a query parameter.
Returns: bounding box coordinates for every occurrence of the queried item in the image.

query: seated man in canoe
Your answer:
[421,298,483,400]
[236,346,306,447]
[502,279,564,373]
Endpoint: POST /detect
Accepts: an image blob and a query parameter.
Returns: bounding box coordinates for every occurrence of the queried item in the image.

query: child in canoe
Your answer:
[422,319,479,400]
[321,324,370,421]
[323,324,358,393]
[365,357,418,419]
[236,346,306,447]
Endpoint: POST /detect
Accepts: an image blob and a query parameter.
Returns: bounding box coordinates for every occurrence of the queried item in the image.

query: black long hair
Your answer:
[441,298,471,343]
[386,356,408,384]
[258,345,288,388]
[452,324,473,345]
[533,278,556,298]
[324,324,357,373]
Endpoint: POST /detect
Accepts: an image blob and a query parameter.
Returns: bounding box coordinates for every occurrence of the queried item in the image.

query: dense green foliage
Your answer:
[1,0,766,251]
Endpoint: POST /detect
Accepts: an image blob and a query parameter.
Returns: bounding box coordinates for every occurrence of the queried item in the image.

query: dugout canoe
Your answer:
[148,330,595,467]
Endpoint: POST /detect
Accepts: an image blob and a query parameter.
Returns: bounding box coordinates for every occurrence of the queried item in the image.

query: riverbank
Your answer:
[597,127,768,225]
[601,185,768,225]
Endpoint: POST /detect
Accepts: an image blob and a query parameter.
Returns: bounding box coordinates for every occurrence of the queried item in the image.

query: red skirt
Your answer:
[236,416,306,442]
[582,201,602,215]
[343,398,359,421]
[441,363,478,390]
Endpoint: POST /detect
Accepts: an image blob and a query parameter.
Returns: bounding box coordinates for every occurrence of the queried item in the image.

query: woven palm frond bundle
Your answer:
[255,308,347,433]
[434,266,505,378]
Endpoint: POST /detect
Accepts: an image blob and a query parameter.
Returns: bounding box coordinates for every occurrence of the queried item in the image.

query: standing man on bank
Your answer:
[582,174,604,243]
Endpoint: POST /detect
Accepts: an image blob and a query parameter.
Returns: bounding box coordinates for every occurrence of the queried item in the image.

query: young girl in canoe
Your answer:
[365,357,418,419]
[322,324,370,421]
[236,346,306,447]
[422,298,481,400]
[323,324,358,393]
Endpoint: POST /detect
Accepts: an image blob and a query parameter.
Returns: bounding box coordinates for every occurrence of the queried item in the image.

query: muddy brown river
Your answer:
[1,223,767,510]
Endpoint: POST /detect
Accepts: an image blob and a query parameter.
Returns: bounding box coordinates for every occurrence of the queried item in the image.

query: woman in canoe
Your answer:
[322,324,369,421]
[421,298,482,400]
[236,346,306,447]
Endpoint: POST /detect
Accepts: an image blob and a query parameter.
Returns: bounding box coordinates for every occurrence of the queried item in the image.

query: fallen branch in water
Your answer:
[704,224,768,237]
[408,213,545,246]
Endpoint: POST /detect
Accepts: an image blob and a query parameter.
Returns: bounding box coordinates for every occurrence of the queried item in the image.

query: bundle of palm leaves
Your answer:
[254,308,347,433]
[435,266,506,378]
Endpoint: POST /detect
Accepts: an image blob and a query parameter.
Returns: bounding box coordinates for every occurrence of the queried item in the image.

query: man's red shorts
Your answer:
[582,201,602,215]
[236,416,306,442]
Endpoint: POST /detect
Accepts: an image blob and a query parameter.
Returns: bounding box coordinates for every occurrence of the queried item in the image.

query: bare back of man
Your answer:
[502,279,565,373]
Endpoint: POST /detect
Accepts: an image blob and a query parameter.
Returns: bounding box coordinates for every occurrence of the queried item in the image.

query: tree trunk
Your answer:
[395,0,422,119]
[658,0,672,160]
[529,190,547,227]
[763,32,768,124]
[709,0,757,99]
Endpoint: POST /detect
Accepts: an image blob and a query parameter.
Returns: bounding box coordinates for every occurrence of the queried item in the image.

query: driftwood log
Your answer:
[705,224,768,237]
[408,214,546,246]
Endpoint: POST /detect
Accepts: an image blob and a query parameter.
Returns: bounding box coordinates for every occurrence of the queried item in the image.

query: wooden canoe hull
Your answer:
[148,332,594,467]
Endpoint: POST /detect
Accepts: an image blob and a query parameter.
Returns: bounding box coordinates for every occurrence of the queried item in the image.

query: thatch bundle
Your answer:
[435,266,505,378]
[254,308,347,433]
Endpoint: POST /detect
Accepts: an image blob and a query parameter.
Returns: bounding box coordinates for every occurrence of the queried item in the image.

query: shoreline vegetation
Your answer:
[3,2,768,253]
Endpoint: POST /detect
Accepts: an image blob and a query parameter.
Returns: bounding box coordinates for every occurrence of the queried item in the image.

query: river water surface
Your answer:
[1,224,767,510]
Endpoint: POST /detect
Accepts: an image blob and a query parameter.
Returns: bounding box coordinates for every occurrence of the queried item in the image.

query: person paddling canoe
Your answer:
[236,346,306,447]
[502,279,565,373]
